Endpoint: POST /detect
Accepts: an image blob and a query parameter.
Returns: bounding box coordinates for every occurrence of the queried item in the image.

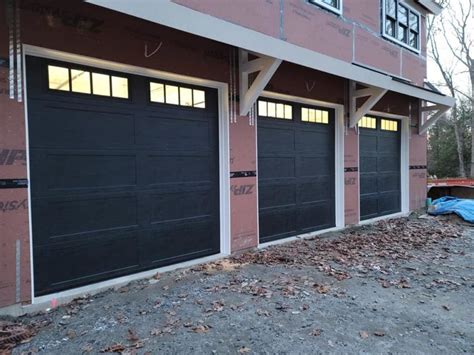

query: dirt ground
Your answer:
[1,214,473,354]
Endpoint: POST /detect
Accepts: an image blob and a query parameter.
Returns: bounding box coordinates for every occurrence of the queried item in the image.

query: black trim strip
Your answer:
[230,171,257,178]
[0,179,28,189]
[344,167,358,172]
[410,165,427,170]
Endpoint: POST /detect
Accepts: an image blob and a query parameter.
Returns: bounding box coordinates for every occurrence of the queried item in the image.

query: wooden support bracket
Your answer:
[418,103,450,135]
[349,81,388,128]
[239,49,282,116]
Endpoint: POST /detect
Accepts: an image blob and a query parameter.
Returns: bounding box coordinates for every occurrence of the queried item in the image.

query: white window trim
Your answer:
[382,0,421,54]
[309,0,343,15]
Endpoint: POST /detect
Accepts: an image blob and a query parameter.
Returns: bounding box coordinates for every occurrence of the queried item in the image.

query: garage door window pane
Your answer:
[258,100,267,116]
[150,82,165,103]
[285,105,292,119]
[193,89,206,108]
[48,65,70,91]
[165,85,179,105]
[92,73,111,96]
[301,107,329,125]
[267,102,276,117]
[70,70,91,94]
[322,111,329,124]
[381,119,398,131]
[276,103,285,118]
[180,87,193,107]
[359,116,376,129]
[111,76,129,99]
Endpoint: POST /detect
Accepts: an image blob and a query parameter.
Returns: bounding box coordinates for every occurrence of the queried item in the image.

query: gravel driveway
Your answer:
[2,214,473,354]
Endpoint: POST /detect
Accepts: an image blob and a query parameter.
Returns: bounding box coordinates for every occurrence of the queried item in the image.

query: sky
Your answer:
[426,0,473,97]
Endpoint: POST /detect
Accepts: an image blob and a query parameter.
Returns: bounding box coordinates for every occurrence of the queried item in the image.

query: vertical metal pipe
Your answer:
[15,0,22,102]
[7,0,15,100]
[232,48,237,122]
[229,48,233,124]
[15,239,21,303]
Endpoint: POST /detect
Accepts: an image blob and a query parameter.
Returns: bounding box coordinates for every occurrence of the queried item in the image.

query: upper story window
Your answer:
[383,0,420,52]
[309,0,343,15]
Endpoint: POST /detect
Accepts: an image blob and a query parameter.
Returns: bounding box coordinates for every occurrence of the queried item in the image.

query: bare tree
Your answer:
[428,0,473,177]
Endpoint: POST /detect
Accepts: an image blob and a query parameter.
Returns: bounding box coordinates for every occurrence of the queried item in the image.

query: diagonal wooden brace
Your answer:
[239,49,282,116]
[349,82,387,128]
[418,103,450,135]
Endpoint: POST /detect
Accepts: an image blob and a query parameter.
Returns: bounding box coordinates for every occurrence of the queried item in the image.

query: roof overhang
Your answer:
[86,0,454,110]
[415,0,443,15]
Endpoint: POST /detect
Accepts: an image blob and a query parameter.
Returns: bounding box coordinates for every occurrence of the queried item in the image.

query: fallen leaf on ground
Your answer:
[191,325,211,334]
[238,346,251,353]
[100,343,126,353]
[359,331,369,339]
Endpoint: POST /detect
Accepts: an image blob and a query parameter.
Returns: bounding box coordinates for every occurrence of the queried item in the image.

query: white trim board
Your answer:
[0,253,226,316]
[22,44,231,302]
[258,226,345,250]
[86,0,454,108]
[358,211,409,225]
[258,90,345,246]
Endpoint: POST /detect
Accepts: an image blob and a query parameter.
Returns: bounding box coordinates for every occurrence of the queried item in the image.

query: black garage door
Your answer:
[26,56,220,295]
[359,116,401,220]
[257,98,335,243]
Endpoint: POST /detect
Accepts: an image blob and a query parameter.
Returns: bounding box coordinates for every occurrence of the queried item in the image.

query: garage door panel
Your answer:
[377,174,400,192]
[146,155,213,184]
[258,126,295,153]
[298,202,333,231]
[27,56,220,295]
[378,137,399,153]
[378,193,401,215]
[33,230,141,295]
[360,117,401,220]
[360,134,377,152]
[259,207,298,242]
[360,196,378,218]
[36,194,139,242]
[299,157,331,177]
[299,178,332,203]
[259,157,296,179]
[46,153,137,190]
[150,188,213,223]
[360,156,377,173]
[296,130,331,152]
[259,182,296,209]
[29,150,138,196]
[28,104,136,149]
[377,156,399,172]
[137,115,212,150]
[145,220,218,265]
[360,174,378,194]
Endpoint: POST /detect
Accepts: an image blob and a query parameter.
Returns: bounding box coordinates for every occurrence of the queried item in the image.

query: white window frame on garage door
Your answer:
[357,110,410,225]
[22,45,231,305]
[257,91,345,248]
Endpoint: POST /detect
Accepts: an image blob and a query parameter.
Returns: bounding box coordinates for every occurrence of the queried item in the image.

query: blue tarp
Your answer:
[428,196,474,223]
